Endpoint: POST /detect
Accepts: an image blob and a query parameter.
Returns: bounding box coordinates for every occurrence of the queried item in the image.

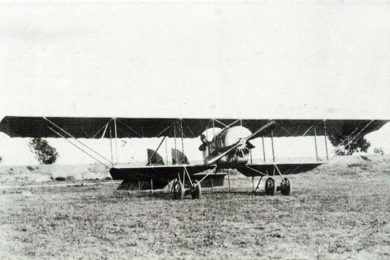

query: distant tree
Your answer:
[329,134,371,156]
[373,147,385,156]
[29,138,59,164]
[0,155,2,163]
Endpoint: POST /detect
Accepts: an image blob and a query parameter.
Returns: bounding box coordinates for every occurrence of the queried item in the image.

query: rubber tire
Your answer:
[191,183,202,199]
[172,180,185,200]
[265,177,275,196]
[280,178,291,196]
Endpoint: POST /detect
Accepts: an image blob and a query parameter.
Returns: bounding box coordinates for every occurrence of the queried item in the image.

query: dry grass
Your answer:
[0,155,390,259]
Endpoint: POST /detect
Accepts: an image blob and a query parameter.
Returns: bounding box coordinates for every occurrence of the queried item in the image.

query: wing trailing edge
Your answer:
[0,115,387,139]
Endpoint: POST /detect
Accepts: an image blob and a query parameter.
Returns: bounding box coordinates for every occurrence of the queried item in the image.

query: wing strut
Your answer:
[114,118,118,164]
[313,127,319,161]
[100,120,111,139]
[90,119,112,138]
[324,120,329,160]
[43,117,113,166]
[261,136,266,162]
[48,126,110,167]
[344,120,374,149]
[271,130,275,162]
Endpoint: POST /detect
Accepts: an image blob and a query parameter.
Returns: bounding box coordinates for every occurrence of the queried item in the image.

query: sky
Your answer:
[0,0,389,165]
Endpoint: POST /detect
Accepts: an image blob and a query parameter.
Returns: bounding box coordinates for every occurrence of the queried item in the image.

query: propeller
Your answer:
[246,120,275,141]
[206,120,275,165]
[216,119,241,137]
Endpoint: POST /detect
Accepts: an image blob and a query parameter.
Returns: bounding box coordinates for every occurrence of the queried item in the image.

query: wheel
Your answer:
[191,182,202,199]
[280,178,291,196]
[172,180,185,200]
[265,177,275,196]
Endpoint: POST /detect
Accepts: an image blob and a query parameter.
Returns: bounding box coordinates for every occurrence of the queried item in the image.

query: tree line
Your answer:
[0,135,385,165]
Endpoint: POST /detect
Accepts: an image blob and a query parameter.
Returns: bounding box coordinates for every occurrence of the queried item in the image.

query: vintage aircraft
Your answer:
[0,116,387,199]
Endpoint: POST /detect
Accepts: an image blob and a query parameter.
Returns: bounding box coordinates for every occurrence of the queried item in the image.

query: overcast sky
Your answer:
[0,0,389,165]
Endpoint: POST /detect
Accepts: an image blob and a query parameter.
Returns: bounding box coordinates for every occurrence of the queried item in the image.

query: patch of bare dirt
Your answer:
[0,164,110,186]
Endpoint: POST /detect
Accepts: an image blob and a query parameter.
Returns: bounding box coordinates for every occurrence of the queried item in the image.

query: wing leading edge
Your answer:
[236,162,323,177]
[0,116,387,139]
[110,164,214,181]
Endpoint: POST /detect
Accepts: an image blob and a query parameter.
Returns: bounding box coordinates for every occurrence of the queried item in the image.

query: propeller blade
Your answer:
[246,120,275,141]
[217,119,241,136]
[205,120,275,165]
[206,141,241,165]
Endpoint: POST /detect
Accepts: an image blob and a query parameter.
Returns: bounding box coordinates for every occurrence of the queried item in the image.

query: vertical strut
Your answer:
[180,119,185,157]
[109,125,114,164]
[324,120,329,160]
[314,127,319,161]
[165,137,168,164]
[212,119,215,139]
[271,131,275,162]
[114,118,118,164]
[261,136,266,162]
[227,171,231,193]
[173,122,177,164]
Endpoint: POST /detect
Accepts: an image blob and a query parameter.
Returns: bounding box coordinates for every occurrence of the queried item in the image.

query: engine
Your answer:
[199,126,254,164]
[199,127,222,162]
[215,126,252,147]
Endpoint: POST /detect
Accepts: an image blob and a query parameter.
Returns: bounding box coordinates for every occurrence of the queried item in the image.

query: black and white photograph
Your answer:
[0,0,389,259]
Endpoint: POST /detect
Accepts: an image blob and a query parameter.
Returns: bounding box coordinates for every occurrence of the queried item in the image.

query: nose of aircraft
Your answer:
[223,126,252,147]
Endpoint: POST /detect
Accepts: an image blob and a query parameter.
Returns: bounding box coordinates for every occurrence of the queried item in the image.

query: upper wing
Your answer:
[0,115,387,138]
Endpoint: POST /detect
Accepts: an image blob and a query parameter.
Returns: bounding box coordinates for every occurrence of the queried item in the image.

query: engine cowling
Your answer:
[199,126,254,164]
[215,126,253,164]
[215,126,252,147]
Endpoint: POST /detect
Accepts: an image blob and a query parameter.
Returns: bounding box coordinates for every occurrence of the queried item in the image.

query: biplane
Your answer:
[0,116,387,199]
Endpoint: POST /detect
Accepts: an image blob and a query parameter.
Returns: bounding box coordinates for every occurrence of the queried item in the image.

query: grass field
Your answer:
[0,155,389,259]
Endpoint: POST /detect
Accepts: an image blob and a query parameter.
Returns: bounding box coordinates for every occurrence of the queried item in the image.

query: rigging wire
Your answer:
[43,117,112,165]
[48,127,110,167]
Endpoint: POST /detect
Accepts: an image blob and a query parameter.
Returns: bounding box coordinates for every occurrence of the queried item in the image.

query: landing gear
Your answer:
[191,182,202,199]
[248,165,292,196]
[265,177,275,195]
[172,180,185,200]
[279,178,291,195]
[171,179,202,200]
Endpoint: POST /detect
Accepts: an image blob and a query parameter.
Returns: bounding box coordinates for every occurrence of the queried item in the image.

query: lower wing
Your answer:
[236,162,322,177]
[110,164,214,186]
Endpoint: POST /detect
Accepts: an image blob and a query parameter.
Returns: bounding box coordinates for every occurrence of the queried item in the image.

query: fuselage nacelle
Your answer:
[199,126,253,165]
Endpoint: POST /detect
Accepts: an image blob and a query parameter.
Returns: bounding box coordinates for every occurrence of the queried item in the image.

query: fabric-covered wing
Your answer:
[236,162,323,177]
[110,164,214,182]
[0,116,387,138]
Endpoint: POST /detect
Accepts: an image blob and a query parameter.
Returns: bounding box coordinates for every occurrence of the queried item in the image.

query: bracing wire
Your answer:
[43,117,112,165]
